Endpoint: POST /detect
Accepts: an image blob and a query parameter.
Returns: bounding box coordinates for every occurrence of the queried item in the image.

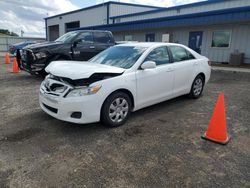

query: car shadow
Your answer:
[3,94,194,141]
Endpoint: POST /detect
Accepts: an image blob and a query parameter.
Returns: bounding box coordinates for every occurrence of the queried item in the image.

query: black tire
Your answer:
[37,70,47,77]
[189,75,204,99]
[101,92,132,127]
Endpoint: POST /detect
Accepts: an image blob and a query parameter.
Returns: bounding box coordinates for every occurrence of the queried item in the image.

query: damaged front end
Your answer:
[49,72,123,87]
[40,72,123,98]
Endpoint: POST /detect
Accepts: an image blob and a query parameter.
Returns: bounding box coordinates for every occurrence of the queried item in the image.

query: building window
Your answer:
[211,30,231,48]
[65,21,80,33]
[124,35,133,41]
[145,33,155,42]
[162,34,170,42]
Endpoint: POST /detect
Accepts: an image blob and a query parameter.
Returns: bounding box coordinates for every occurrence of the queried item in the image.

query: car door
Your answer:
[168,45,197,96]
[93,32,113,54]
[72,31,96,61]
[136,46,174,109]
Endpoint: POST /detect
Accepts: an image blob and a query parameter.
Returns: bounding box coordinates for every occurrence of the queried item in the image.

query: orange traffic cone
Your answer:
[201,92,230,145]
[5,52,10,64]
[12,57,19,73]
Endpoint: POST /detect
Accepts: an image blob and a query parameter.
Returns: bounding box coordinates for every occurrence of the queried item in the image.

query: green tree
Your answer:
[0,29,19,36]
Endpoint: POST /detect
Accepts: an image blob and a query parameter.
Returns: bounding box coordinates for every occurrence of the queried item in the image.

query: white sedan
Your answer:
[39,43,211,127]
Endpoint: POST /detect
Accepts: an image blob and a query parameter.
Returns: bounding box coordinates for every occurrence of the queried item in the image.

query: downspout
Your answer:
[45,19,48,41]
[107,2,110,25]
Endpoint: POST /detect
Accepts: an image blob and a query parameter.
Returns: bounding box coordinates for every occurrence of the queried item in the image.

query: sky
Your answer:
[0,0,204,38]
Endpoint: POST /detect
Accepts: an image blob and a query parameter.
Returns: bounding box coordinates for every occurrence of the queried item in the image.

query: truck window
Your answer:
[94,32,110,43]
[75,32,93,43]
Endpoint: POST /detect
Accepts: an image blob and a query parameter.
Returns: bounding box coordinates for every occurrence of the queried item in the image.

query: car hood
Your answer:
[24,41,63,50]
[45,61,125,80]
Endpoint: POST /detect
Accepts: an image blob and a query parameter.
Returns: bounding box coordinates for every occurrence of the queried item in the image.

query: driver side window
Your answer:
[144,47,170,66]
[75,32,93,43]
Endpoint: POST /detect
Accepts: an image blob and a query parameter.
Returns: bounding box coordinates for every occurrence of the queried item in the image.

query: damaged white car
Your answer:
[39,43,211,127]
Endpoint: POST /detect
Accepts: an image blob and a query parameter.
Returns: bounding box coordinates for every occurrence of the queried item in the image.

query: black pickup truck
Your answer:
[17,30,115,75]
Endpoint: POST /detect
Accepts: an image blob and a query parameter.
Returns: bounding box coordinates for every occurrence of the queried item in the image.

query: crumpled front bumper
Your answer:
[39,78,103,124]
[18,49,46,73]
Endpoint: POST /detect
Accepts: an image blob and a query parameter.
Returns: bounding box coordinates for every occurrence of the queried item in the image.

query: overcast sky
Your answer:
[0,0,203,38]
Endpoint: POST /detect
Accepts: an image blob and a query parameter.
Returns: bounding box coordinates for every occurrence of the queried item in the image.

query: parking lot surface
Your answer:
[0,57,250,187]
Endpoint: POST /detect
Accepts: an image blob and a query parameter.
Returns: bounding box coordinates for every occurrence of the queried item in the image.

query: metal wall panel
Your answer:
[46,3,157,38]
[46,5,108,36]
[113,23,250,64]
[109,4,156,18]
[116,0,250,23]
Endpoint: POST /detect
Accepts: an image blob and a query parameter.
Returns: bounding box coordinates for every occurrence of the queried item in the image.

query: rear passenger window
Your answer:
[186,50,195,60]
[144,47,170,66]
[169,46,195,62]
[94,32,110,43]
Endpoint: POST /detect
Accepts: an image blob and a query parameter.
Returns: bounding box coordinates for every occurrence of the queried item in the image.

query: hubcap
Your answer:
[109,98,129,123]
[193,78,203,96]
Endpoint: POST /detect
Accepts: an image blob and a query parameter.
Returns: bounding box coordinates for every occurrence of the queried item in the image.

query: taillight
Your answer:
[208,60,212,66]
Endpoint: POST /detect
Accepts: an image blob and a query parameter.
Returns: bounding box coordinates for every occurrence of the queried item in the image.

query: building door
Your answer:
[48,25,59,41]
[146,33,155,42]
[188,31,203,54]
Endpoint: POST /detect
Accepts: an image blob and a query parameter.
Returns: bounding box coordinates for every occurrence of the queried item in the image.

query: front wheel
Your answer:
[101,92,132,127]
[189,75,204,99]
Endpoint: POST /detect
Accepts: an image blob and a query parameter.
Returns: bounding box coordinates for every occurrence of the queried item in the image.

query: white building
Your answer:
[45,0,250,64]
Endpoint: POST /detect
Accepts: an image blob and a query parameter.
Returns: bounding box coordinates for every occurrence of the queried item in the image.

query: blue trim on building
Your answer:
[74,6,250,32]
[44,1,160,20]
[109,0,227,19]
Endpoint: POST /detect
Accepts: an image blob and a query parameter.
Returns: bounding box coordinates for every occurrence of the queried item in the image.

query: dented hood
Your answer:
[45,61,125,80]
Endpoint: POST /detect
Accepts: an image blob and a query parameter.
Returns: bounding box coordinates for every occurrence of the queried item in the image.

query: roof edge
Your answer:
[75,6,250,31]
[109,0,226,19]
[44,1,162,20]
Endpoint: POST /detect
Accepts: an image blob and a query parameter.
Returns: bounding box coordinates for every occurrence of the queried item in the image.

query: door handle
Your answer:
[89,46,95,49]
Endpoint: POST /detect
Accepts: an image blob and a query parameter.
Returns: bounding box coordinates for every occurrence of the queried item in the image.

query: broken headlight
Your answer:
[66,85,101,97]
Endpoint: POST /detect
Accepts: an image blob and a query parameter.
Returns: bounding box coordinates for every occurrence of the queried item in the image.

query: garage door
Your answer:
[48,25,59,41]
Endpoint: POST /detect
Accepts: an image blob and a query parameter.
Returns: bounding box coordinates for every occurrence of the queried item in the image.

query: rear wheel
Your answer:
[101,92,132,127]
[189,75,204,99]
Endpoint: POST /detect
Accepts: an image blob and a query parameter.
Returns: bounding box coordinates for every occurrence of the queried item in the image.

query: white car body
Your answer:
[39,43,211,124]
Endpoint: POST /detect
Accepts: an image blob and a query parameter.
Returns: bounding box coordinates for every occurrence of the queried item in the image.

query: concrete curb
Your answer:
[212,66,250,73]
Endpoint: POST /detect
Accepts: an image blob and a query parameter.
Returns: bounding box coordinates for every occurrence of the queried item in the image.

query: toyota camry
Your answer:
[39,43,211,127]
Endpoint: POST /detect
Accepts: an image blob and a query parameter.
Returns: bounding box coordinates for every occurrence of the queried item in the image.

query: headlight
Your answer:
[35,52,47,59]
[66,85,101,97]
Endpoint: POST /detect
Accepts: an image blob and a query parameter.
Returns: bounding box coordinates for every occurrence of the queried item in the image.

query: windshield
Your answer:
[55,31,78,43]
[89,46,147,69]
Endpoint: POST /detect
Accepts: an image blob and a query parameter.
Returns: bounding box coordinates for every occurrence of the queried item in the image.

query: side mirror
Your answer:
[141,61,156,70]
